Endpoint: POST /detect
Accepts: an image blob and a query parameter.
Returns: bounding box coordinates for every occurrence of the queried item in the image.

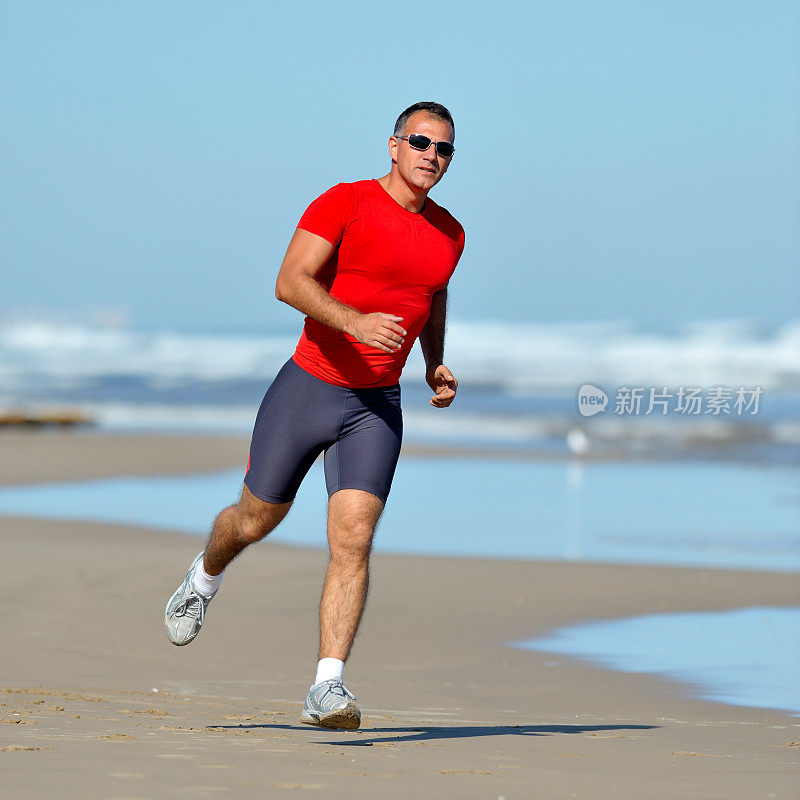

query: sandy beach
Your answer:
[1,429,798,798]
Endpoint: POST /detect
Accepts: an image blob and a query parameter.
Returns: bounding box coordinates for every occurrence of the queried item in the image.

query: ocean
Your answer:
[1,315,799,462]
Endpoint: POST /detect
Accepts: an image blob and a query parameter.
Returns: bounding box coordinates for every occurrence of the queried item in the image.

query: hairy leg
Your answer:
[203,484,292,575]
[318,489,384,662]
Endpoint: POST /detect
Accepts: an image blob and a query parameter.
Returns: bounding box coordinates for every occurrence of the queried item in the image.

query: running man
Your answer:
[165,101,464,730]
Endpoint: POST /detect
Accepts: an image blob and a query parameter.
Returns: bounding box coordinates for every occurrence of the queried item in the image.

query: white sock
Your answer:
[313,658,344,688]
[191,553,224,598]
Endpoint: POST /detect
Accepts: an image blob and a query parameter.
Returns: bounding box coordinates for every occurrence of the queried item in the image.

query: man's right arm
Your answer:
[274,228,406,354]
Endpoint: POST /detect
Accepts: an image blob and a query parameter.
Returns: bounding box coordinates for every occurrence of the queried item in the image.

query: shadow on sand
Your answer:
[207,722,659,745]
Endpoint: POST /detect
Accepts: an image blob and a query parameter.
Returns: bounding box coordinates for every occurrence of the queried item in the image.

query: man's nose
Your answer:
[422,143,438,160]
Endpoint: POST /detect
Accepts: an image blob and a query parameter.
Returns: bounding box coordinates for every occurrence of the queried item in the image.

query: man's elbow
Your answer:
[275,274,290,303]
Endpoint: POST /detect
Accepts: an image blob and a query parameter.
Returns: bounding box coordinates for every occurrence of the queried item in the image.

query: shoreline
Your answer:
[2,430,798,798]
[1,429,795,491]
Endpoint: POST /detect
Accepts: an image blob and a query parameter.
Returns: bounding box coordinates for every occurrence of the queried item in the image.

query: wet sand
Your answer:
[1,430,798,798]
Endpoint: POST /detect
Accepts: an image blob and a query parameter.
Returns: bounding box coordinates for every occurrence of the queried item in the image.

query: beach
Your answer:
[1,429,798,798]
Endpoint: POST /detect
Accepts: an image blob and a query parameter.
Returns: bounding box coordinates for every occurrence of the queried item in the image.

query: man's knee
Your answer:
[327,489,383,560]
[234,488,292,546]
[328,516,377,562]
[233,512,266,545]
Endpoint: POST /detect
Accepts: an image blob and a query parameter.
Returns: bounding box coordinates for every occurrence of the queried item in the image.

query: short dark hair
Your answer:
[393,101,455,137]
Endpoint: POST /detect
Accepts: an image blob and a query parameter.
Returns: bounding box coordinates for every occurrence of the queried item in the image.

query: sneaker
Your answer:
[300,679,361,730]
[165,552,216,646]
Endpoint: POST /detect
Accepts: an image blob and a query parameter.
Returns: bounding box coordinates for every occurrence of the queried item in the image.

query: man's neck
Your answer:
[376,172,428,213]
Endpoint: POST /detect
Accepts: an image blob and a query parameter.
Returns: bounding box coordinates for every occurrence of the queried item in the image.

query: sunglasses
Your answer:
[396,134,455,159]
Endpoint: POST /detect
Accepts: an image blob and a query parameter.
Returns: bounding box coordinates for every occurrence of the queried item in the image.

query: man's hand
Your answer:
[426,364,458,408]
[348,313,406,354]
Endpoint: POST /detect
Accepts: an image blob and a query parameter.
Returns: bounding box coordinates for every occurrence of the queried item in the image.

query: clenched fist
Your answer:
[426,364,458,408]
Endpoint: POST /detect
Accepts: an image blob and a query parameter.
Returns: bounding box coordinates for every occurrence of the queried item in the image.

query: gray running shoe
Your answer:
[165,552,216,646]
[300,679,361,730]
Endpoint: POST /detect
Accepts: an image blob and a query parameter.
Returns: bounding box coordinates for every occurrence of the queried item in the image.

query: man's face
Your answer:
[389,111,454,192]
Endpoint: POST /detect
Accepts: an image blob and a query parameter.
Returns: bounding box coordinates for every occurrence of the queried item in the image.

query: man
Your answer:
[165,101,464,730]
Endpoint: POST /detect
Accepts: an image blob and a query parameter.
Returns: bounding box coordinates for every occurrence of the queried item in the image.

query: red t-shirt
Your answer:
[291,179,465,388]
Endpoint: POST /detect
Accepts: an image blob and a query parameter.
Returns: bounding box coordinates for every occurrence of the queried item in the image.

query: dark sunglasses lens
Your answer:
[435,142,455,158]
[405,134,454,158]
[407,134,432,150]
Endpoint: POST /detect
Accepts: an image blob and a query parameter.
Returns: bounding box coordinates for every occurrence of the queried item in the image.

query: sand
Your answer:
[1,429,798,798]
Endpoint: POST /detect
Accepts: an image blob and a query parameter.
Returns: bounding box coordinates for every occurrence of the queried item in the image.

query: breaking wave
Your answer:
[1,315,798,461]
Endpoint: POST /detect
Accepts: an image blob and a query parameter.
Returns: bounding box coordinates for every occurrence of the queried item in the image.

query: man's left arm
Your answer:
[418,287,458,408]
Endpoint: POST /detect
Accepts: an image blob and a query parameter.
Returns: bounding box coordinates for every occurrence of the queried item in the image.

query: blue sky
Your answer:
[1,1,798,332]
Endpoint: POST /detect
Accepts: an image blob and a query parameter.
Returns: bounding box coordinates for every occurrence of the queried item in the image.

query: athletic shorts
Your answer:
[243,357,403,505]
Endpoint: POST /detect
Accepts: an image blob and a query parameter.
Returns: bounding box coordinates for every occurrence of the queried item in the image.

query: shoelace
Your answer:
[317,680,355,702]
[172,587,204,621]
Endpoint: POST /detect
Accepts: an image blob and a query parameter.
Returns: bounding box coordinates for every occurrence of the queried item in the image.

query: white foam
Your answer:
[432,318,800,391]
[0,319,297,387]
[1,316,797,450]
[2,316,798,392]
[85,403,257,433]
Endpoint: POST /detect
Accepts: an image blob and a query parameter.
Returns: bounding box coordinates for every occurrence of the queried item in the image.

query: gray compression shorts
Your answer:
[244,358,403,505]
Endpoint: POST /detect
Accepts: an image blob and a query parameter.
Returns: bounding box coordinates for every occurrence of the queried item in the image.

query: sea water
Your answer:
[0,457,796,572]
[515,606,800,717]
[2,317,799,462]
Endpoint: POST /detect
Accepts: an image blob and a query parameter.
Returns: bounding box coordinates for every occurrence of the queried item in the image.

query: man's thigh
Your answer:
[244,359,342,503]
[322,388,402,504]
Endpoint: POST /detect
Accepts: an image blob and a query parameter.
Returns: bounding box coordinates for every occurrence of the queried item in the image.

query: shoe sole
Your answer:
[300,703,361,730]
[165,627,197,646]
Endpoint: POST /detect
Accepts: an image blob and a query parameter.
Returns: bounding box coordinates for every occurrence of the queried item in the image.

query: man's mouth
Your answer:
[417,166,437,174]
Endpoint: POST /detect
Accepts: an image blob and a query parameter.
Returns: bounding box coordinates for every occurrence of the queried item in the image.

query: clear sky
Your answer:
[1,1,798,332]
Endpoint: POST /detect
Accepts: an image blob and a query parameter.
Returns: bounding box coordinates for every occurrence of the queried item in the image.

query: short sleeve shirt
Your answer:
[291,179,465,388]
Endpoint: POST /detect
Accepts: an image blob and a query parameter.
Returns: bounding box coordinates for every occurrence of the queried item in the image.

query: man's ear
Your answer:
[388,135,399,163]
